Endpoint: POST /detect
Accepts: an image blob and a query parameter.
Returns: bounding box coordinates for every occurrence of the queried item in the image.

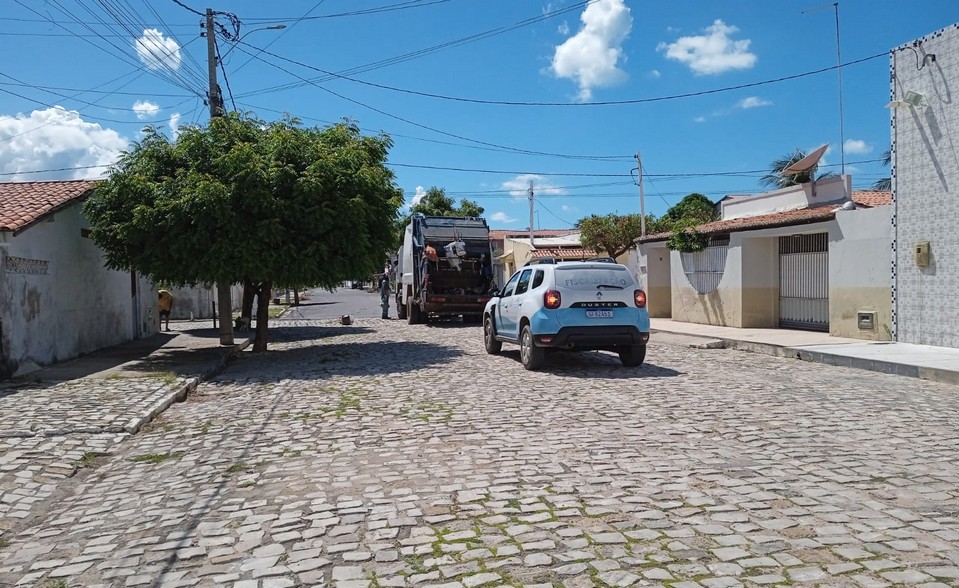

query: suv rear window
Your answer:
[554,265,635,290]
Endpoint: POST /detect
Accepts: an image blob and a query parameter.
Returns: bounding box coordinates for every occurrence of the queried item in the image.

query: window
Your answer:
[531,269,545,289]
[501,273,520,297]
[515,269,533,295]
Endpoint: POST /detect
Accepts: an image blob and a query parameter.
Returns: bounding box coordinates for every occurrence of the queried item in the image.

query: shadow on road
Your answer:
[497,349,682,379]
[220,325,462,381]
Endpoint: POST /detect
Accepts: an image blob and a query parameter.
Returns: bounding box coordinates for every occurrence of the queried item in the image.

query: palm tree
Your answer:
[872,149,891,191]
[759,149,838,189]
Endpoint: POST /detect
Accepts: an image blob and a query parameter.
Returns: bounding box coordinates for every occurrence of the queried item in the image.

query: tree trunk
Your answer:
[294,289,300,306]
[241,279,255,320]
[253,280,271,352]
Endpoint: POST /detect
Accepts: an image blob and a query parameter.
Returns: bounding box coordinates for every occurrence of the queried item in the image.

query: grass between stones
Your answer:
[129,450,185,464]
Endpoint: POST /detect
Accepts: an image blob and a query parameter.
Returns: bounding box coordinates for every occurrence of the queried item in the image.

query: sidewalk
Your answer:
[650,317,959,386]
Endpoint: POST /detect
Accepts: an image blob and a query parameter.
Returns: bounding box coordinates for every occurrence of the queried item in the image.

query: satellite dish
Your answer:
[782,144,829,175]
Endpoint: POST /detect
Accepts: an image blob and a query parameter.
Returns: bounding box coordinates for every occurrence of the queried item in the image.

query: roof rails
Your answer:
[587,257,616,263]
[523,257,557,266]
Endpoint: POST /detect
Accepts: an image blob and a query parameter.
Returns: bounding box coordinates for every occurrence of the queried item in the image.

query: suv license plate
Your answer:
[586,310,613,318]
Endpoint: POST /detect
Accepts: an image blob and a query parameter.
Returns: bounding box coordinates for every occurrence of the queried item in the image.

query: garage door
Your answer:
[779,233,828,331]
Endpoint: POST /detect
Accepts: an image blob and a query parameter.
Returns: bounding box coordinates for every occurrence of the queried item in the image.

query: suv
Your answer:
[483,259,650,370]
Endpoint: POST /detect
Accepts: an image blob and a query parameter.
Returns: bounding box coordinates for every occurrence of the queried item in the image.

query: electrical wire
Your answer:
[243,0,455,22]
[230,0,328,75]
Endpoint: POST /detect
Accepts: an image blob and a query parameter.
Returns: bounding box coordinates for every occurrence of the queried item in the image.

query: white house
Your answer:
[0,180,157,378]
[889,24,959,348]
[633,176,894,341]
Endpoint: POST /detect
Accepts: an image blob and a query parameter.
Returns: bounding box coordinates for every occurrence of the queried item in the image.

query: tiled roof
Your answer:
[530,247,598,259]
[639,190,893,244]
[489,229,578,240]
[0,180,100,234]
[851,190,892,207]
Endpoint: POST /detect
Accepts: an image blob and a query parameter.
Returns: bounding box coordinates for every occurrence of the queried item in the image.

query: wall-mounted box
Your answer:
[857,311,876,330]
[915,241,930,266]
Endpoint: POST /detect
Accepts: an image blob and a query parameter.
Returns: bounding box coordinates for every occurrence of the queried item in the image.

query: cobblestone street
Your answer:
[2,318,959,587]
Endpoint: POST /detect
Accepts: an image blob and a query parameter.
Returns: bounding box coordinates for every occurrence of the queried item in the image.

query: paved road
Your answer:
[285,288,387,321]
[2,317,959,587]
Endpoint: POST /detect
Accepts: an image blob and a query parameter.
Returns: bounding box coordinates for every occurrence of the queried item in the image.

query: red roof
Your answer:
[639,190,892,243]
[851,190,892,207]
[489,229,578,240]
[530,247,597,259]
[0,180,100,234]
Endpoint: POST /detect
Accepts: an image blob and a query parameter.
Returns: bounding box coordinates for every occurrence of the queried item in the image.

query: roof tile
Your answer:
[0,180,100,234]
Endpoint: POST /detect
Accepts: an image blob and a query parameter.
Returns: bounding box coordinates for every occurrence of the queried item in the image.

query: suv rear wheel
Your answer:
[618,344,646,367]
[484,316,502,354]
[520,325,545,370]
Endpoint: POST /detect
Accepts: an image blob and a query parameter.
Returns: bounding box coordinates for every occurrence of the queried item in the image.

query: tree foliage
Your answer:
[397,186,483,230]
[578,213,657,259]
[84,113,402,350]
[661,193,718,252]
[872,148,891,191]
[759,149,837,189]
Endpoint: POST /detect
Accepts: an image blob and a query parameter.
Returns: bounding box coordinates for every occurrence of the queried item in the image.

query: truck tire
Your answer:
[397,298,407,320]
[408,301,422,324]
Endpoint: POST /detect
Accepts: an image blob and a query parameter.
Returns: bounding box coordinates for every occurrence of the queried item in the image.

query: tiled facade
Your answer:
[891,24,959,348]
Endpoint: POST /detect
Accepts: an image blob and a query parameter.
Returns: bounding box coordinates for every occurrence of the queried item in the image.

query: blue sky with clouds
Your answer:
[0,1,955,229]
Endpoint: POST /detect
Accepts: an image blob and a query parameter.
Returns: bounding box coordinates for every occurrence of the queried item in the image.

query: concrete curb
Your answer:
[651,329,959,386]
[122,338,252,435]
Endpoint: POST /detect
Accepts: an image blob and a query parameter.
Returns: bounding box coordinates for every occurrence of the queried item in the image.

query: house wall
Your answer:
[891,24,959,348]
[632,244,672,317]
[739,235,779,328]
[163,284,243,321]
[829,206,893,340]
[721,176,850,220]
[671,246,742,327]
[0,203,156,378]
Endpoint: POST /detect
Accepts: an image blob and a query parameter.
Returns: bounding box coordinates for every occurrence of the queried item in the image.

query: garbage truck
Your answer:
[396,214,494,324]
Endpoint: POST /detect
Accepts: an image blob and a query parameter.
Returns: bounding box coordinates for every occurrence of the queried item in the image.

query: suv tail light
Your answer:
[544,289,561,309]
[634,289,647,308]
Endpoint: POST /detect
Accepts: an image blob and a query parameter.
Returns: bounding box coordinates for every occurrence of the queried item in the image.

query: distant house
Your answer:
[889,24,959,348]
[0,180,157,378]
[633,176,894,340]
[489,229,580,285]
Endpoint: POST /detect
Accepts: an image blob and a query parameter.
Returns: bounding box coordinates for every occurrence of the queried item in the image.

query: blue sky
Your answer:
[0,1,955,229]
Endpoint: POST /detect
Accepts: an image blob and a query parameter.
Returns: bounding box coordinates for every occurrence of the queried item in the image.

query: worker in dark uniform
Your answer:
[379,274,391,319]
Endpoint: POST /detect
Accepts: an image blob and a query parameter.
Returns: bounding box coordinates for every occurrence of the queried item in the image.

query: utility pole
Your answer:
[528,180,535,249]
[206,8,234,345]
[635,152,646,238]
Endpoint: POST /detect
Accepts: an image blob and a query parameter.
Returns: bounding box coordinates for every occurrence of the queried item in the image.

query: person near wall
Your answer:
[158,289,174,332]
[379,274,391,319]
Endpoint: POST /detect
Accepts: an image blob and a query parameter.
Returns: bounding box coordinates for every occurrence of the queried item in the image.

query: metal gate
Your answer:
[779,233,828,331]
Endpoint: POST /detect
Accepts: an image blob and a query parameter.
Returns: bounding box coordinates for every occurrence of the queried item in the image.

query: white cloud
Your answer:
[490,212,517,223]
[649,69,661,79]
[0,106,127,181]
[657,19,756,75]
[557,21,570,36]
[738,96,771,109]
[135,28,182,71]
[169,112,182,138]
[843,139,871,155]
[411,185,427,205]
[132,100,160,119]
[693,116,707,123]
[501,174,566,199]
[549,0,632,101]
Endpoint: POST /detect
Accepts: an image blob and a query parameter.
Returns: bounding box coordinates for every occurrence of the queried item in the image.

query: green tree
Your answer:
[759,149,838,189]
[872,148,892,191]
[660,193,718,252]
[84,113,402,351]
[578,213,658,259]
[400,186,483,225]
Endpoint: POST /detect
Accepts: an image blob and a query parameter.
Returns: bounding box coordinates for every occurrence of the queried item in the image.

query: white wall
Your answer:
[891,24,959,348]
[0,203,156,378]
[721,176,851,220]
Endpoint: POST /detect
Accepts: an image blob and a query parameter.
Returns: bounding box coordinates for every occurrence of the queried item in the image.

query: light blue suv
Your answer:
[483,259,650,370]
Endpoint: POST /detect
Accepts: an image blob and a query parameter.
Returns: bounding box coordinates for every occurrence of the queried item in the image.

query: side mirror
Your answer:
[489,288,500,297]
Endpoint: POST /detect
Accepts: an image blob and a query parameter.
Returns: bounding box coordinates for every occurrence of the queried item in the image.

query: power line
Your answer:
[169,0,204,18]
[243,0,456,22]
[247,41,887,108]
